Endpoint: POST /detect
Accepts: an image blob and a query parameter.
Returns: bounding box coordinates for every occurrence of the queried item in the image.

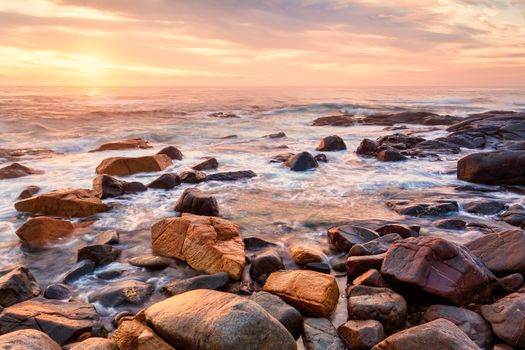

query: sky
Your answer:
[1,0,524,86]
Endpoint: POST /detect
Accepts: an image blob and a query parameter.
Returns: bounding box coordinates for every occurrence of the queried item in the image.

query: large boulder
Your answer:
[263,270,339,317]
[465,230,525,276]
[88,280,154,307]
[0,163,43,179]
[0,329,61,350]
[112,318,175,350]
[151,213,245,279]
[316,135,347,151]
[327,225,379,252]
[457,151,525,185]
[174,188,219,216]
[96,154,172,176]
[0,266,41,307]
[144,289,296,350]
[481,292,525,348]
[14,188,108,218]
[89,138,152,152]
[284,152,318,171]
[372,318,480,350]
[15,217,75,248]
[0,298,102,345]
[381,237,494,305]
[302,318,345,350]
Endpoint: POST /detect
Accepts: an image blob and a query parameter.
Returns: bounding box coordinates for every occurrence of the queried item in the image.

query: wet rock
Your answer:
[377,149,407,162]
[497,273,523,292]
[0,298,102,345]
[481,292,525,348]
[192,157,218,171]
[440,131,486,149]
[303,318,345,350]
[179,170,207,183]
[284,151,318,171]
[349,233,401,256]
[312,114,355,126]
[249,249,284,284]
[0,266,41,307]
[95,230,120,245]
[338,320,385,350]
[347,254,386,281]
[208,112,240,118]
[0,162,43,179]
[89,138,152,152]
[96,270,122,280]
[368,111,460,126]
[112,317,174,350]
[128,255,172,270]
[16,216,75,248]
[372,318,480,350]
[44,283,71,300]
[386,199,458,217]
[263,270,339,317]
[93,174,147,198]
[96,155,172,176]
[288,244,325,265]
[243,236,277,250]
[327,225,380,252]
[375,224,419,238]
[174,188,219,216]
[458,151,525,185]
[61,260,95,284]
[381,237,494,305]
[157,146,183,160]
[347,285,407,330]
[305,262,331,274]
[316,135,347,151]
[147,173,181,190]
[353,269,390,288]
[263,131,286,138]
[161,272,229,296]
[423,304,492,349]
[124,181,148,193]
[17,185,40,199]
[15,188,108,218]
[78,244,122,266]
[463,200,505,215]
[270,152,295,163]
[0,329,61,350]
[250,291,303,338]
[465,230,525,276]
[144,289,296,350]
[500,204,525,227]
[0,147,55,161]
[314,153,327,162]
[434,218,466,230]
[68,337,117,350]
[206,170,256,181]
[330,254,348,272]
[137,328,176,350]
[89,280,153,308]
[377,133,425,149]
[356,138,380,156]
[151,214,245,279]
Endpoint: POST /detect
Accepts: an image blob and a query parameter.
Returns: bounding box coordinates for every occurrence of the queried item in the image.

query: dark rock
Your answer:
[353,269,390,288]
[377,149,407,162]
[356,138,380,156]
[481,292,525,348]
[349,233,401,256]
[434,218,466,230]
[0,266,41,307]
[243,237,277,251]
[338,320,384,350]
[330,254,348,272]
[314,153,327,162]
[147,173,181,190]
[0,329,61,350]
[497,273,524,292]
[208,112,240,119]
[302,318,345,350]
[44,283,71,300]
[157,146,183,160]
[463,200,505,215]
[284,152,318,171]
[123,181,147,193]
[17,185,40,200]
[386,200,458,216]
[89,138,152,153]
[270,152,294,163]
[375,224,419,239]
[367,111,460,126]
[304,262,331,274]
[88,280,153,307]
[458,151,525,185]
[347,254,385,281]
[111,311,133,328]
[174,188,219,216]
[95,230,120,245]
[440,131,486,149]
[263,132,286,139]
[327,225,379,252]
[500,205,525,227]
[128,255,172,270]
[312,115,355,126]
[179,170,207,183]
[96,270,122,280]
[0,163,43,179]
[192,157,218,171]
[78,244,121,266]
[161,272,229,296]
[249,249,284,284]
[207,170,256,181]
[377,134,425,149]
[250,291,303,338]
[61,260,95,284]
[93,175,128,199]
[316,135,347,151]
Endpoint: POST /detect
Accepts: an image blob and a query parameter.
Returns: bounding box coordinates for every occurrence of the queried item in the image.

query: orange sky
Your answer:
[1,0,524,86]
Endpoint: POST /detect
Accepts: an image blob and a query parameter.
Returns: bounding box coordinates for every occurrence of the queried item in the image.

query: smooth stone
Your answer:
[161,272,230,296]
[457,151,525,185]
[500,205,525,227]
[129,255,172,270]
[147,173,181,190]
[89,138,152,152]
[284,152,318,171]
[157,146,183,160]
[249,249,284,284]
[375,224,419,238]
[330,254,348,272]
[0,329,61,350]
[68,337,118,350]
[338,320,385,350]
[497,273,524,292]
[327,225,379,252]
[17,185,40,199]
[349,233,401,256]
[112,318,175,350]
[192,157,218,171]
[95,230,120,245]
[61,260,95,284]
[206,170,256,181]
[0,266,41,307]
[353,269,390,288]
[250,291,303,338]
[15,216,74,249]
[386,199,458,217]
[96,154,172,176]
[78,244,122,266]
[302,318,345,350]
[88,280,154,308]
[377,149,407,161]
[44,283,71,300]
[463,200,506,215]
[243,236,277,251]
[434,218,466,230]
[304,262,331,274]
[288,244,325,265]
[173,188,219,217]
[179,170,207,183]
[96,270,122,280]
[481,292,525,348]
[347,253,385,281]
[356,138,380,156]
[316,135,347,151]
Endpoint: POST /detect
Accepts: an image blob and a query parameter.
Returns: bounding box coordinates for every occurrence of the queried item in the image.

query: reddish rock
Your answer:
[16,217,75,248]
[375,224,419,238]
[386,200,458,217]
[347,254,385,281]
[356,138,380,156]
[174,188,219,217]
[312,115,355,126]
[284,152,318,171]
[96,154,172,176]
[481,292,525,348]
[0,329,61,350]
[377,149,407,162]
[0,266,41,307]
[328,225,379,252]
[157,146,183,160]
[316,135,347,151]
[353,269,390,288]
[17,185,40,200]
[349,233,401,256]
[0,163,43,179]
[192,157,218,171]
[147,173,181,190]
[458,151,525,185]
[89,138,152,152]
[338,320,384,350]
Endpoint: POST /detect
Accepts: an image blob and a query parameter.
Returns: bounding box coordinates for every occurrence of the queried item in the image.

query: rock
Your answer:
[243,237,277,250]
[330,254,348,272]
[423,304,492,349]
[174,188,219,216]
[434,218,466,230]
[249,249,284,284]
[386,200,458,217]
[284,152,318,171]
[500,205,525,227]
[151,213,245,280]
[314,153,327,162]
[441,131,486,149]
[124,181,148,193]
[0,298,101,345]
[96,270,122,280]
[147,173,181,190]
[92,175,147,199]
[305,262,331,274]
[0,329,61,350]
[96,155,172,176]
[0,147,55,161]
[338,320,385,350]
[463,200,505,215]
[375,224,419,239]
[381,237,494,305]
[128,256,172,270]
[89,138,152,152]
[192,157,218,171]
[69,337,117,350]
[137,328,176,350]
[366,111,460,126]
[206,170,256,181]
[250,291,303,338]
[347,285,407,330]
[44,283,71,300]
[353,269,390,288]
[493,344,514,350]
[313,114,355,126]
[17,185,40,200]
[372,318,480,350]
[349,233,401,256]
[288,244,325,265]
[88,280,153,307]
[377,149,407,162]
[78,244,122,266]
[61,260,95,284]
[263,270,339,317]
[316,135,347,151]
[481,292,525,348]
[179,170,207,183]
[347,254,385,281]
[15,188,108,218]
[356,138,380,156]
[112,318,174,350]
[270,152,294,163]
[161,272,229,296]
[327,225,380,252]
[0,266,41,307]
[144,289,296,350]
[302,318,345,350]
[95,230,120,245]
[497,273,524,292]
[263,131,286,138]
[157,146,183,160]
[15,217,75,248]
[457,151,525,185]
[0,163,43,179]
[208,112,240,118]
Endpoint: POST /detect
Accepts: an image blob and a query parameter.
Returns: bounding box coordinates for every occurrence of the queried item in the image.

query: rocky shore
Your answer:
[0,110,524,349]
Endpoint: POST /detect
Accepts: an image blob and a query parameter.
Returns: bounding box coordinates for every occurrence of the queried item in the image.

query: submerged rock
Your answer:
[458,151,525,185]
[316,135,347,151]
[44,283,71,300]
[206,170,256,181]
[128,255,172,270]
[284,152,318,171]
[377,149,407,162]
[96,155,172,176]
[61,260,95,284]
[93,174,147,198]
[89,280,153,307]
[17,185,41,200]
[303,318,345,350]
[16,216,75,248]
[0,266,41,307]
[157,145,183,160]
[147,173,181,190]
[463,200,505,215]
[174,188,219,216]
[89,138,152,152]
[0,162,43,179]
[356,138,380,156]
[375,224,419,238]
[78,244,121,266]
[192,157,218,171]
[500,204,525,227]
[0,329,61,350]
[386,199,458,217]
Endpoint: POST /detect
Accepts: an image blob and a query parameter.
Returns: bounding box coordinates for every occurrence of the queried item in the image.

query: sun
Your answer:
[74,55,109,78]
